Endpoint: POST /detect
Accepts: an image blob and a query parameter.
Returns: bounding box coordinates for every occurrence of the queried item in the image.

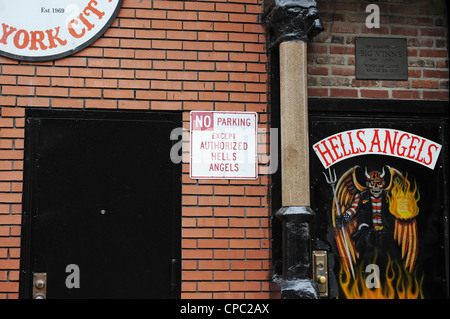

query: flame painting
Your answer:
[388,175,420,272]
[325,166,425,299]
[339,254,424,299]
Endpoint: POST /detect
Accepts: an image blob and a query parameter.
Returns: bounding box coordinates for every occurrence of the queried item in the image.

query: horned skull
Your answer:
[365,167,386,198]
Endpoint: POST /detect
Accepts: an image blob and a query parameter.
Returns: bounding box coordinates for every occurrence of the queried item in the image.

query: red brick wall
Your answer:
[0,0,271,299]
[2,0,448,300]
[308,0,449,101]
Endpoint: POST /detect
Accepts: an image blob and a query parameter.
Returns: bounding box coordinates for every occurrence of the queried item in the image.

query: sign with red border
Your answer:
[313,128,442,170]
[0,0,122,61]
[190,111,258,180]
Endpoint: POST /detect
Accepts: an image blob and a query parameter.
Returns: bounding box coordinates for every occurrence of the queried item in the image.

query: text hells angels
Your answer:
[314,128,441,169]
[200,140,249,173]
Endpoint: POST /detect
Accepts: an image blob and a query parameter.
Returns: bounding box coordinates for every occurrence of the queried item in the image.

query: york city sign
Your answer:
[0,0,122,61]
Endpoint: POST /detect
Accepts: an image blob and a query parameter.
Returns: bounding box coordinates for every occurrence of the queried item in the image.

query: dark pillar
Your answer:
[276,206,316,298]
[263,0,323,299]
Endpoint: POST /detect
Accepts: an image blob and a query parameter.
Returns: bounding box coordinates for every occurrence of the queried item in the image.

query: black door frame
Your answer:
[270,97,449,298]
[19,108,182,299]
[307,98,449,299]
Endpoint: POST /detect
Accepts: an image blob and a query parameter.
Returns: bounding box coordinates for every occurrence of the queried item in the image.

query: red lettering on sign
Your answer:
[46,27,67,49]
[217,117,251,127]
[406,135,421,159]
[424,143,439,166]
[346,132,360,155]
[85,0,106,20]
[396,133,410,157]
[314,141,336,167]
[0,24,17,45]
[68,1,106,40]
[415,138,427,163]
[328,136,343,160]
[313,128,442,170]
[369,129,382,153]
[30,31,47,51]
[13,30,29,49]
[68,19,85,38]
[209,163,239,172]
[382,129,398,154]
[1,23,68,51]
[337,134,352,157]
[356,130,366,152]
[192,112,214,131]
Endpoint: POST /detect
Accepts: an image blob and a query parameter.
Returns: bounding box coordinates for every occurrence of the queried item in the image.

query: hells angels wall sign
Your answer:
[310,111,448,299]
[0,0,123,61]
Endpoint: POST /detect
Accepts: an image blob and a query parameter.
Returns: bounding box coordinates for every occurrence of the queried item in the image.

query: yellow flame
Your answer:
[338,254,424,299]
[388,175,420,220]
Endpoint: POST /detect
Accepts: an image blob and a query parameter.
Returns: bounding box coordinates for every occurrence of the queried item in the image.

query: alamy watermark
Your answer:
[170,127,279,175]
[366,4,380,29]
[365,263,381,289]
[65,264,81,289]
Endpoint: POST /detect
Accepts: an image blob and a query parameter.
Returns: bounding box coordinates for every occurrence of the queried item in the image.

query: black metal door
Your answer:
[309,99,449,299]
[20,110,181,299]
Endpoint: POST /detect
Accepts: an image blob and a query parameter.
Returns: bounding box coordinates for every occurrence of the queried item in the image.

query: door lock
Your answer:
[35,279,45,289]
[32,273,47,299]
[317,275,327,284]
[312,250,328,297]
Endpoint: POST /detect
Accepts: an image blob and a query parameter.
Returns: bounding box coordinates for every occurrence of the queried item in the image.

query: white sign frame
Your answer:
[313,128,443,170]
[190,111,258,180]
[0,0,122,61]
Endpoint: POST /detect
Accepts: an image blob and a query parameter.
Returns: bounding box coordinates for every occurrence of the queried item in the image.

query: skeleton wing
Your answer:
[385,166,419,273]
[332,166,365,279]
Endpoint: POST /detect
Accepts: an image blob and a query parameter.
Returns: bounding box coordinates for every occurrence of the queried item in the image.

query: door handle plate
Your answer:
[33,273,47,299]
[312,250,328,297]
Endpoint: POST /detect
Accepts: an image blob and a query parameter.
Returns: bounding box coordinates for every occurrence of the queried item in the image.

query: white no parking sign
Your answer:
[190,111,258,180]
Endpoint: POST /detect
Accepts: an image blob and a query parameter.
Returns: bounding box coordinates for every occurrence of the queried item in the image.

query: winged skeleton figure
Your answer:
[325,165,419,279]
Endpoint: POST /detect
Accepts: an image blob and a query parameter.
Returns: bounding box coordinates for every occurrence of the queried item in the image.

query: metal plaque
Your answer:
[355,37,408,80]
